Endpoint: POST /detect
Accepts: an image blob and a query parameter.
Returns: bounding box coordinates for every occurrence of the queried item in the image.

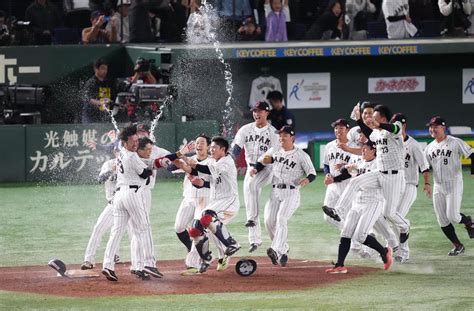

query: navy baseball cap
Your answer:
[426,116,446,127]
[391,113,407,124]
[277,126,295,136]
[251,101,270,111]
[91,10,101,19]
[331,118,350,128]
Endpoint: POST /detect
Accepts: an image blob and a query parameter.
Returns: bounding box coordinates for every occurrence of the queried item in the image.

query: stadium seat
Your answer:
[367,21,387,39]
[53,28,81,45]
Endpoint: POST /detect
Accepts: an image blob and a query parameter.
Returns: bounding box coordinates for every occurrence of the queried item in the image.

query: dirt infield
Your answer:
[0,258,378,297]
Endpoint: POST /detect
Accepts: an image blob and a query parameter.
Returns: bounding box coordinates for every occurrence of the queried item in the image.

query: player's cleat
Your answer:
[280,254,288,267]
[199,261,211,273]
[181,267,200,276]
[448,244,465,256]
[463,216,474,238]
[225,243,241,256]
[217,256,230,271]
[102,268,118,281]
[143,266,163,278]
[322,205,341,222]
[114,254,120,263]
[267,248,279,265]
[394,255,408,264]
[80,261,93,270]
[325,266,348,274]
[245,220,256,228]
[382,247,393,270]
[399,231,410,244]
[248,243,258,253]
[134,270,151,280]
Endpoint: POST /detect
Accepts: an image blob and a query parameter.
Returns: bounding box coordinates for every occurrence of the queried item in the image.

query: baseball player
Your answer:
[324,104,410,247]
[343,102,375,154]
[179,136,241,273]
[390,113,431,263]
[251,126,316,266]
[325,141,394,273]
[382,0,417,39]
[101,125,163,281]
[322,118,353,230]
[424,116,474,256]
[232,101,279,253]
[81,147,123,270]
[173,134,212,275]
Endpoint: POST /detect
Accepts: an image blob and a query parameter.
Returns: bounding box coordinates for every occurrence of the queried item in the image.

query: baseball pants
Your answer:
[323,179,350,230]
[433,179,463,227]
[396,183,417,259]
[244,166,272,246]
[341,200,383,244]
[264,187,300,258]
[103,187,154,271]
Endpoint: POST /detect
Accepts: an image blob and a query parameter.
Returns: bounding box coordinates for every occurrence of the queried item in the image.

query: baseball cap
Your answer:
[331,118,350,128]
[426,116,447,127]
[117,0,131,6]
[277,126,295,136]
[251,101,270,111]
[91,10,101,19]
[391,113,407,124]
[364,140,376,149]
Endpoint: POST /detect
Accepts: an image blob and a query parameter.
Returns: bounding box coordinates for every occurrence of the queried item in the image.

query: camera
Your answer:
[135,58,155,73]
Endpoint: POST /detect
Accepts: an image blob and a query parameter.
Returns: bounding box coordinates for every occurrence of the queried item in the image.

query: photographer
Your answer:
[124,57,158,122]
[0,11,11,46]
[82,10,117,44]
[82,58,116,123]
[439,0,472,36]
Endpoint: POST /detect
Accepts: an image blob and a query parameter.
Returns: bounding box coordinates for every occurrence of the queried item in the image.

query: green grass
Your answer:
[1,172,474,310]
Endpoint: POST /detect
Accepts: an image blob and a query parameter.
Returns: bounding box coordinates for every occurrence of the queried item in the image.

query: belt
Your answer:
[116,185,140,192]
[380,170,398,174]
[273,184,295,189]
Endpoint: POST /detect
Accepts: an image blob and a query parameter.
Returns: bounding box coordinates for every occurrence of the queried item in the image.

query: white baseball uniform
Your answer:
[425,135,474,227]
[248,75,282,108]
[395,135,430,260]
[102,149,154,272]
[129,145,170,271]
[263,146,316,259]
[347,126,362,148]
[323,139,353,229]
[232,122,279,246]
[336,121,410,235]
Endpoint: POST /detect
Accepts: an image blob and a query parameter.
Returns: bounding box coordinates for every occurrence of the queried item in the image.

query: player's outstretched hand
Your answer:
[423,183,432,198]
[262,155,273,164]
[180,141,195,155]
[299,177,310,187]
[188,175,204,187]
[324,174,334,186]
[86,141,97,150]
[337,142,349,152]
[249,168,257,177]
[350,103,361,121]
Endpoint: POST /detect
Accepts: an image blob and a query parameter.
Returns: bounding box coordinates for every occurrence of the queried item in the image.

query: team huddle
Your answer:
[80,100,474,281]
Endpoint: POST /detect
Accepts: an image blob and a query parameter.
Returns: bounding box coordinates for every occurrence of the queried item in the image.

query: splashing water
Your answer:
[149,95,174,143]
[185,2,234,137]
[103,104,120,133]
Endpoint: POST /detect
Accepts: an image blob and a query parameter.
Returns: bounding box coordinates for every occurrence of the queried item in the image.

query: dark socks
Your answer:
[176,230,192,252]
[460,213,472,226]
[363,234,386,257]
[336,237,351,267]
[441,224,462,246]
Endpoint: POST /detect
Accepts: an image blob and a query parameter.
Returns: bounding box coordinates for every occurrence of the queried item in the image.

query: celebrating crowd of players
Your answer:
[80,100,474,281]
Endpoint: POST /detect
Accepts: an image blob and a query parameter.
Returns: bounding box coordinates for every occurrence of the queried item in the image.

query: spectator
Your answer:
[82,58,115,123]
[63,0,91,29]
[345,0,376,39]
[0,10,11,46]
[216,0,253,41]
[438,0,472,36]
[264,0,288,41]
[237,16,263,40]
[124,57,158,122]
[25,0,61,45]
[408,0,435,24]
[129,0,153,43]
[106,0,131,42]
[266,90,296,130]
[82,10,117,44]
[305,0,344,40]
[382,0,418,39]
[89,0,113,12]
